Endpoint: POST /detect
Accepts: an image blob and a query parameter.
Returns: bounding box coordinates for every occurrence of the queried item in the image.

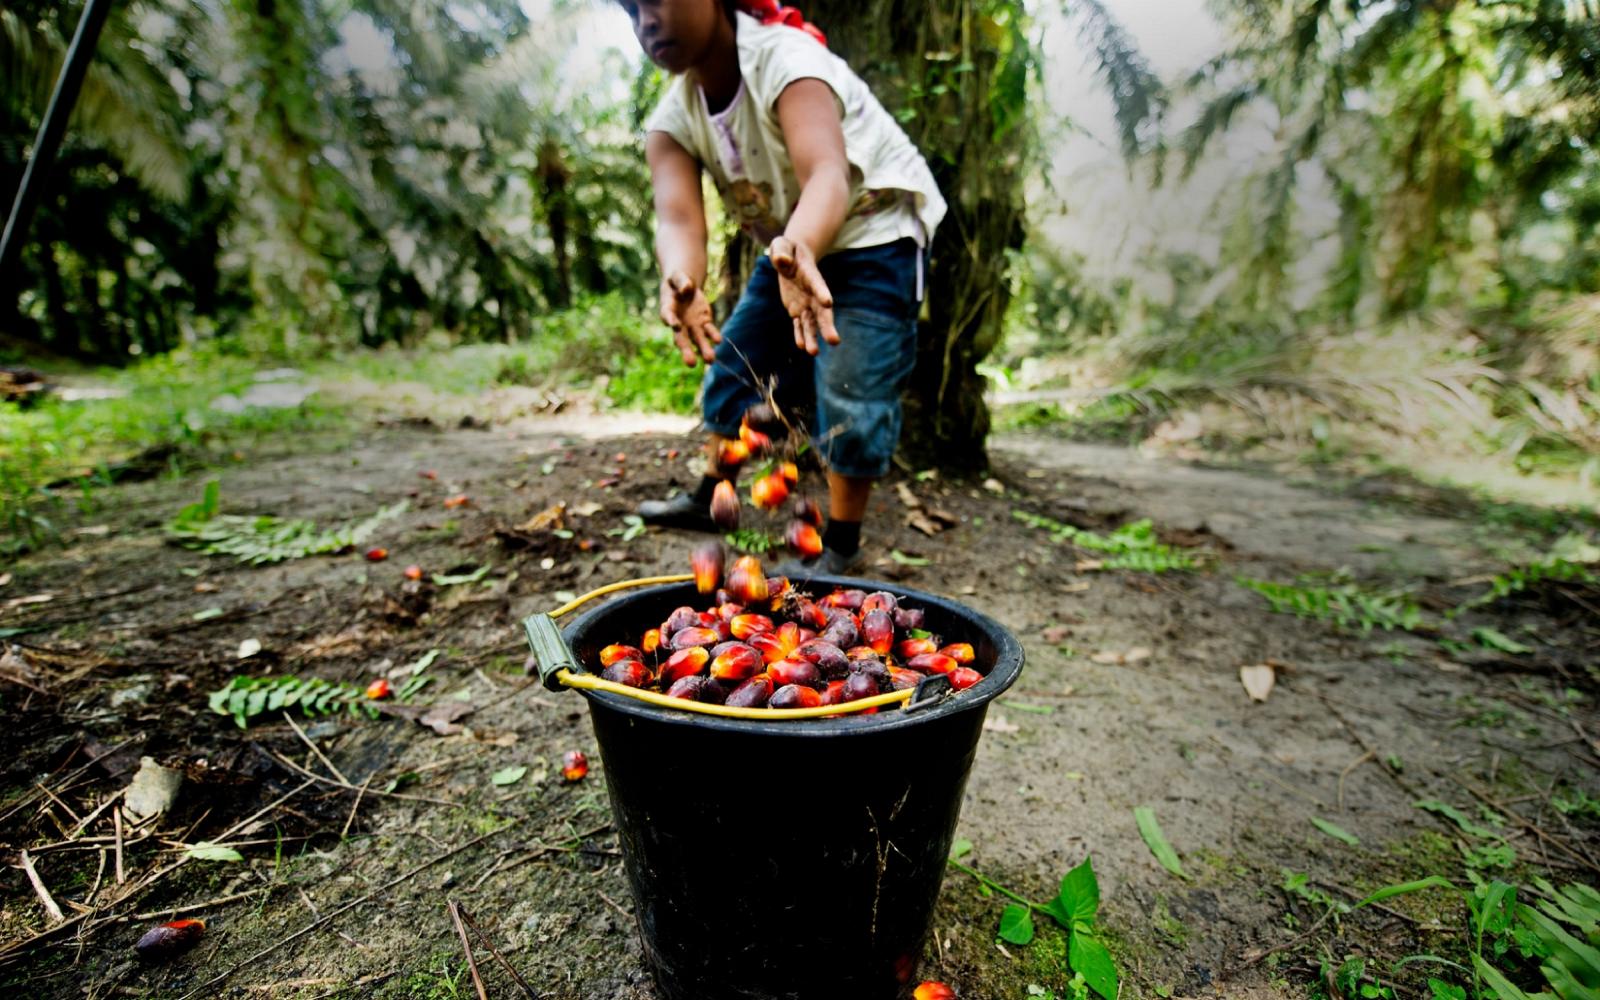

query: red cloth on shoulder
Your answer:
[736,0,827,46]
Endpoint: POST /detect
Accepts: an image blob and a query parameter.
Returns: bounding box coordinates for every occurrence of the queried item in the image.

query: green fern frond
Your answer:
[1236,577,1424,632]
[167,482,408,565]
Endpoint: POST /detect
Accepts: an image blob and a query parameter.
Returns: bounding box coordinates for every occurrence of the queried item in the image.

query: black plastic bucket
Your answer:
[557,574,1024,1000]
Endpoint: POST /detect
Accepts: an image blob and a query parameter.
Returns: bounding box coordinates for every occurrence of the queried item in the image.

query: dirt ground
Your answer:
[1,401,1596,1000]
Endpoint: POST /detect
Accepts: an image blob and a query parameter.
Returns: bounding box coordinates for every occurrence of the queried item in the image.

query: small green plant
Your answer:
[724,528,780,555]
[208,674,390,728]
[1013,510,1201,572]
[946,841,1119,1000]
[1235,576,1424,632]
[1457,546,1597,614]
[168,480,407,565]
[1349,874,1600,999]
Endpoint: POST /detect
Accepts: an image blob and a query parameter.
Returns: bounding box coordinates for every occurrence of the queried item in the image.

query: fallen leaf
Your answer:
[491,765,527,786]
[236,638,262,660]
[1239,664,1276,702]
[983,714,1019,734]
[569,501,602,518]
[926,506,960,527]
[516,502,567,533]
[3,592,53,610]
[1074,559,1105,572]
[1091,647,1151,666]
[889,550,930,567]
[907,511,944,536]
[124,757,183,820]
[76,524,111,536]
[1041,625,1073,643]
[1062,581,1092,594]
[184,842,243,863]
[192,607,224,622]
[982,478,1005,494]
[895,482,922,509]
[0,572,10,587]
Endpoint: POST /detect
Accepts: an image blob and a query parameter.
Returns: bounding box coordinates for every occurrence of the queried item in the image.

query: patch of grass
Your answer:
[1,347,334,555]
[1013,510,1202,572]
[1235,575,1423,632]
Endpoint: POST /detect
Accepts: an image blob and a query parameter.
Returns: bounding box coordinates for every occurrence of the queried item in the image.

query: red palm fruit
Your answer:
[134,918,206,960]
[662,606,699,639]
[861,609,894,655]
[820,611,859,649]
[666,676,707,701]
[861,591,898,615]
[775,621,802,650]
[364,678,392,700]
[725,674,773,708]
[820,679,848,705]
[744,401,783,434]
[642,628,662,655]
[699,678,733,705]
[785,519,823,558]
[671,626,720,651]
[712,618,733,641]
[797,640,851,679]
[907,652,958,676]
[711,479,740,530]
[715,588,733,606]
[403,564,424,581]
[770,684,822,709]
[940,642,976,665]
[888,667,926,691]
[768,658,823,689]
[750,472,790,511]
[730,613,774,639]
[850,657,891,690]
[601,659,652,688]
[698,610,719,627]
[716,602,744,622]
[779,460,799,485]
[365,547,388,562]
[715,438,750,477]
[793,496,823,526]
[893,607,927,631]
[949,667,982,690]
[749,632,791,664]
[896,638,939,660]
[562,750,588,782]
[793,598,830,630]
[842,672,879,703]
[660,647,711,685]
[710,643,762,681]
[846,645,881,662]
[797,626,818,644]
[727,555,769,604]
[766,576,791,600]
[600,644,644,667]
[691,540,725,594]
[914,983,956,1000]
[738,421,773,456]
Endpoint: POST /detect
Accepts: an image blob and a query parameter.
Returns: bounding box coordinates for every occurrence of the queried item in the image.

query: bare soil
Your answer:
[1,407,1595,1000]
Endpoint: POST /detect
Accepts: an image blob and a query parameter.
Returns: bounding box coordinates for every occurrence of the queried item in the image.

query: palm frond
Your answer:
[1063,0,1167,159]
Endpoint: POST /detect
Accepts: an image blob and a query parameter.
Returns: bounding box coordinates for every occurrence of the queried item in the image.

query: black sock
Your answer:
[822,518,861,557]
[691,474,721,505]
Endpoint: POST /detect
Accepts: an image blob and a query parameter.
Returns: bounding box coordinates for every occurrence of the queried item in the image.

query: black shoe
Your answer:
[773,546,866,581]
[638,492,718,533]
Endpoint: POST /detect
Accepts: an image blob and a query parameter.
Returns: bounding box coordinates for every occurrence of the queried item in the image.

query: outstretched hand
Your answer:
[659,272,721,367]
[770,236,839,356]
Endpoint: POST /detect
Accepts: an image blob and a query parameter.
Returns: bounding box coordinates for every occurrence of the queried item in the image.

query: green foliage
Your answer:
[207,674,381,729]
[1351,874,1600,1000]
[1235,576,1424,632]
[168,480,406,565]
[1460,535,1599,612]
[1012,510,1200,572]
[946,844,1120,1000]
[1134,806,1187,880]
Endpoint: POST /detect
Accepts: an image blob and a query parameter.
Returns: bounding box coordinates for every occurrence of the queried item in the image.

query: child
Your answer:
[626,0,947,576]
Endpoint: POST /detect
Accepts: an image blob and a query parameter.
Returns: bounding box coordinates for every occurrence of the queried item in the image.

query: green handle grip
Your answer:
[523,613,579,692]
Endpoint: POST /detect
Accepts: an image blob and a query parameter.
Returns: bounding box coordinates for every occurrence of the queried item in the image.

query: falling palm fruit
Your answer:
[793,496,823,527]
[785,519,823,558]
[691,540,726,594]
[744,401,783,435]
[738,422,773,456]
[750,472,789,511]
[711,480,740,530]
[365,547,388,562]
[562,750,588,782]
[364,678,392,700]
[727,555,770,605]
[914,983,956,1000]
[715,438,750,477]
[134,919,205,960]
[779,461,799,485]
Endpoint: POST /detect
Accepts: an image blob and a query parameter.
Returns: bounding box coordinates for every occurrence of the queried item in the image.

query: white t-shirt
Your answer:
[644,12,947,254]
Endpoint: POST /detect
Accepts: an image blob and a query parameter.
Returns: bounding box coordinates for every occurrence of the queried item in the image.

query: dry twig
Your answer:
[18,850,64,923]
[448,900,490,1000]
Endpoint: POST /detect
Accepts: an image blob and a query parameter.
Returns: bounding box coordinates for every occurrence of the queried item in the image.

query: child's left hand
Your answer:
[770,236,839,356]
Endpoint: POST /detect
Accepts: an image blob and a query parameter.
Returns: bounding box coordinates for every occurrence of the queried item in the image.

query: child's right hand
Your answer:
[659,272,721,367]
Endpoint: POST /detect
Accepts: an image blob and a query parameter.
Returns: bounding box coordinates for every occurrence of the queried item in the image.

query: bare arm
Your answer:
[771,78,850,353]
[647,130,720,365]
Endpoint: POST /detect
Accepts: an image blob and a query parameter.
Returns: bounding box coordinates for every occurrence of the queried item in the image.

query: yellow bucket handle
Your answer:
[534,574,918,720]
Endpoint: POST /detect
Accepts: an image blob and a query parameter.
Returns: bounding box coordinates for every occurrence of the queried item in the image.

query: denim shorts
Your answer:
[701,238,921,478]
